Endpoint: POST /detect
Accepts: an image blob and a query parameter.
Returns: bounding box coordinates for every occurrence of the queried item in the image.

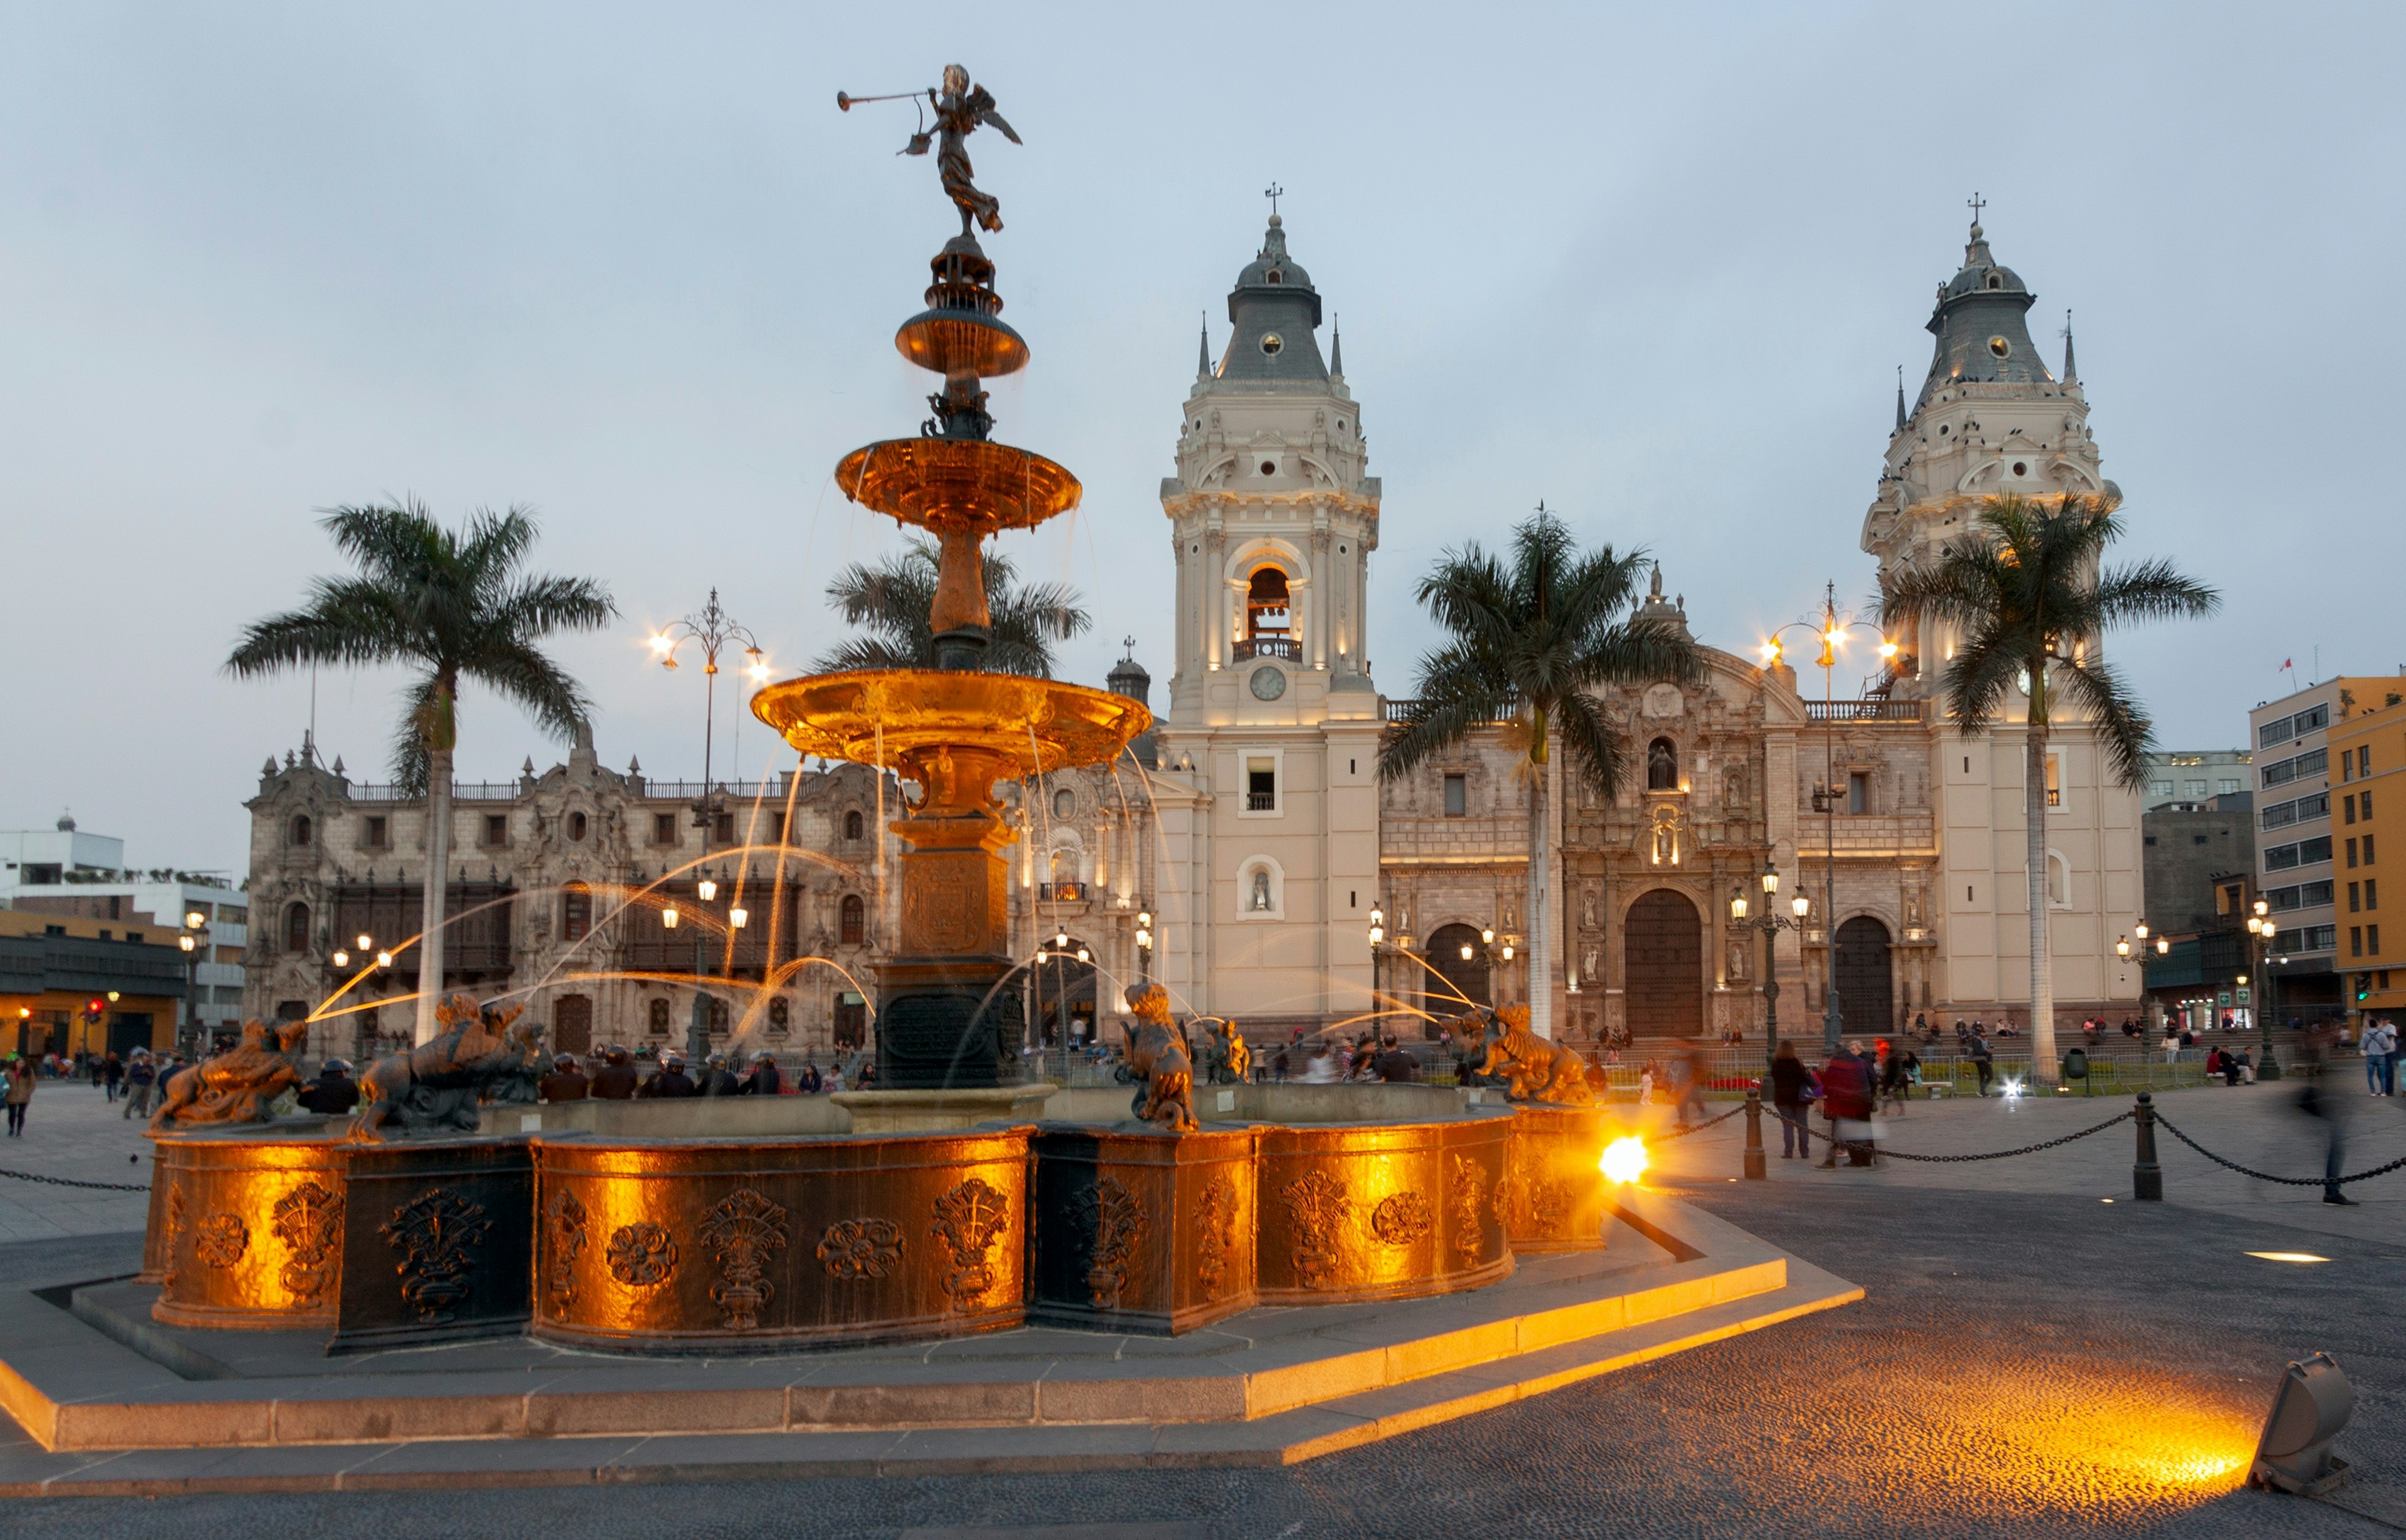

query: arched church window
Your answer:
[844,809,863,841]
[1647,738,1679,792]
[840,893,866,946]
[1246,566,1291,638]
[283,901,311,954]
[291,815,312,847]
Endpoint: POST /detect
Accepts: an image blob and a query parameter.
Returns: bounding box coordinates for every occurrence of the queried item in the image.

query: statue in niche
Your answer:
[1580,945,1600,984]
[1903,886,1926,930]
[1724,766,1747,808]
[1580,887,1598,931]
[1248,868,1273,912]
[1727,938,1749,982]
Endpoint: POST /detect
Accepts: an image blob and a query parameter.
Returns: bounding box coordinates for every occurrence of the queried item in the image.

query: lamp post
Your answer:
[1135,907,1154,984]
[175,908,211,1056]
[1759,584,1897,1054]
[652,590,770,1068]
[1729,860,1811,1086]
[2247,898,2282,1080]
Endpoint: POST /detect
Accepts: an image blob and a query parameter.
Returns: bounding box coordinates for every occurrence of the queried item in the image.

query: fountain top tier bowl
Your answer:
[833,437,1080,536]
[750,669,1148,784]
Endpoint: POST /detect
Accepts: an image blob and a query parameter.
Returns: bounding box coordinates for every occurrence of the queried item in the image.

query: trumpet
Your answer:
[836,89,927,111]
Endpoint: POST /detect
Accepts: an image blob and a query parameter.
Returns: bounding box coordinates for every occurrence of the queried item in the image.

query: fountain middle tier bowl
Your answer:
[836,437,1080,534]
[751,670,1150,777]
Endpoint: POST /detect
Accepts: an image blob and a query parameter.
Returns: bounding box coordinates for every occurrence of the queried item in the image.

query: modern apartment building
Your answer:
[2330,687,2406,1026]
[0,818,248,1039]
[2248,678,2400,1023]
[2140,750,2251,812]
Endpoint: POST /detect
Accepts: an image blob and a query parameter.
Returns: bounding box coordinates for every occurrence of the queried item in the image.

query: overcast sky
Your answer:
[4,3,2401,875]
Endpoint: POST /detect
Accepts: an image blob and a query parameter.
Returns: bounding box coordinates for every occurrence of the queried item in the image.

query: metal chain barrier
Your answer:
[1648,1104,1747,1142]
[0,1165,149,1192]
[1760,1105,2131,1163]
[2150,1110,2406,1189]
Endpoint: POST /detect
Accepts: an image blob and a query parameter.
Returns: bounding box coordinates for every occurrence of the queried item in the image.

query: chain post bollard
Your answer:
[1743,1086,1766,1180]
[2132,1091,2163,1200]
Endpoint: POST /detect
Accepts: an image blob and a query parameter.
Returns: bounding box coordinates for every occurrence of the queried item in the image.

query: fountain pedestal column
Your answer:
[877,744,1026,1088]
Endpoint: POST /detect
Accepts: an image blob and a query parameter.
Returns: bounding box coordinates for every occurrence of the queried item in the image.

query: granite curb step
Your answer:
[0,1262,1859,1494]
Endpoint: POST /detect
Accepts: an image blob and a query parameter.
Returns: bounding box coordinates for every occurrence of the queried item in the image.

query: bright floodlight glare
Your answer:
[2001,1076,2024,1101]
[2246,1252,2331,1263]
[649,633,673,655]
[1598,1137,1648,1185]
[2251,1351,2353,1495]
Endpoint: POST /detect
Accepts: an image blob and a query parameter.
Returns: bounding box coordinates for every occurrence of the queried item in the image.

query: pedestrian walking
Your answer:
[2292,1036,2358,1206]
[2360,1017,2397,1096]
[3,1056,34,1137]
[101,1051,123,1103]
[1969,1030,1994,1097]
[1817,1041,1877,1168]
[1769,1039,1816,1159]
[122,1049,157,1118]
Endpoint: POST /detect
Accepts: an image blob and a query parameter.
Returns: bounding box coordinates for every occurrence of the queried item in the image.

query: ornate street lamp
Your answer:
[1729,858,1810,1089]
[1759,583,1897,1054]
[654,589,767,1066]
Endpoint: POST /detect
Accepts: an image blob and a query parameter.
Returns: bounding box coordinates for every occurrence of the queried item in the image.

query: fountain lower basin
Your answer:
[140,1084,1615,1355]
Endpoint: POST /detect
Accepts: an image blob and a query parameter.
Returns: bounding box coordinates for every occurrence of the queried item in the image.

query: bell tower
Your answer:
[1150,207,1382,1033]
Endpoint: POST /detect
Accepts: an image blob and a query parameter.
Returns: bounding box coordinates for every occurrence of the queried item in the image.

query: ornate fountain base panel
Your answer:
[528,1126,1035,1353]
[143,1126,534,1350]
[1497,1101,1613,1252]
[1030,1125,1261,1333]
[0,1191,1860,1494]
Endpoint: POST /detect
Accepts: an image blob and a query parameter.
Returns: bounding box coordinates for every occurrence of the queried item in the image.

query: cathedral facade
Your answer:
[1155,213,2142,1044]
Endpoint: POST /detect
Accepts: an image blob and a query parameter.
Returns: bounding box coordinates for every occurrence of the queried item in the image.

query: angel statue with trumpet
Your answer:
[840,65,1021,236]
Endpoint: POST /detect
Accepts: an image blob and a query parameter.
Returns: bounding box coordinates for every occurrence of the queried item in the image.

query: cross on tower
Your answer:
[1967,191,1986,227]
[1264,183,1284,217]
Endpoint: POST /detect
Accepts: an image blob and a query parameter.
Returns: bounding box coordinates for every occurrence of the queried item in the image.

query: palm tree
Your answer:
[1880,493,2217,1083]
[815,538,1090,676]
[1380,511,1701,1039]
[227,500,616,1044]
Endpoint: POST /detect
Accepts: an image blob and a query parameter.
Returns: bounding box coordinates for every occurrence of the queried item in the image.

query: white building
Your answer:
[1146,212,1384,1038]
[0,816,248,1036]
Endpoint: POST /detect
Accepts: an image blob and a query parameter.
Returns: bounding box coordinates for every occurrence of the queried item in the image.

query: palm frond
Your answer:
[2049,655,2155,791]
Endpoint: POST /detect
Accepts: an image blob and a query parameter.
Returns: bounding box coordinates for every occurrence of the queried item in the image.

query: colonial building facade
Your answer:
[241,216,2145,1053]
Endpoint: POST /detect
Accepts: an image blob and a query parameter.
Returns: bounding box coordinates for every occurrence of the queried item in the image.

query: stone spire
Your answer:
[2061,309,2078,384]
[1206,212,1328,388]
[1916,212,2049,411]
[1330,319,1343,380]
[1894,365,1907,430]
[1197,313,1211,382]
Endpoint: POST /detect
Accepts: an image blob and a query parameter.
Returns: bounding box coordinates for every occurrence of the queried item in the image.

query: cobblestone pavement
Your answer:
[0,1082,155,1241]
[4,1081,2401,1537]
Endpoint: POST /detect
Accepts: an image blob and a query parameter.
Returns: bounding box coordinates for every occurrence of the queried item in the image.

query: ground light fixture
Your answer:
[1598,1137,1648,1184]
[2246,1251,2331,1264]
[2249,1351,2353,1494]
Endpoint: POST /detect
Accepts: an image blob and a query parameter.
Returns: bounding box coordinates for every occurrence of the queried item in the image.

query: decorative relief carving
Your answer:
[607,1222,679,1288]
[1278,1170,1350,1290]
[1072,1175,1148,1311]
[1492,1167,1523,1230]
[1447,1155,1486,1269]
[160,1184,187,1293]
[1196,1175,1240,1301]
[1529,1173,1573,1238]
[380,1189,491,1324]
[930,1177,1011,1310]
[195,1213,249,1270]
[816,1217,904,1280]
[1370,1191,1434,1247]
[271,1181,344,1304]
[701,1189,789,1330]
[543,1189,588,1313]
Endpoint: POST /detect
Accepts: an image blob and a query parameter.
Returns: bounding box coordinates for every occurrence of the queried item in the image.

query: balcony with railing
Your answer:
[1803,700,1922,723]
[1232,635,1299,663]
[1036,882,1086,903]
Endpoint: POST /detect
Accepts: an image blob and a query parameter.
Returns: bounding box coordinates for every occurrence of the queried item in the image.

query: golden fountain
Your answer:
[122,68,1616,1358]
[750,125,1147,1093]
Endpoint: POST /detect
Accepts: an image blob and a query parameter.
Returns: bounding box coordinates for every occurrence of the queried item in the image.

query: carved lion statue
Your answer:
[348,996,542,1142]
[1121,983,1197,1133]
[149,1017,311,1130]
[1442,1004,1593,1105]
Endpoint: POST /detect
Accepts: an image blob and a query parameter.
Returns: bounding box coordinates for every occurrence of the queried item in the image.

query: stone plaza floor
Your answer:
[0,1080,2399,1536]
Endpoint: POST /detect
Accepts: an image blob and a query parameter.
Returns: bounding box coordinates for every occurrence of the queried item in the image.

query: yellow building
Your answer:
[0,910,189,1058]
[2331,685,2406,1025]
